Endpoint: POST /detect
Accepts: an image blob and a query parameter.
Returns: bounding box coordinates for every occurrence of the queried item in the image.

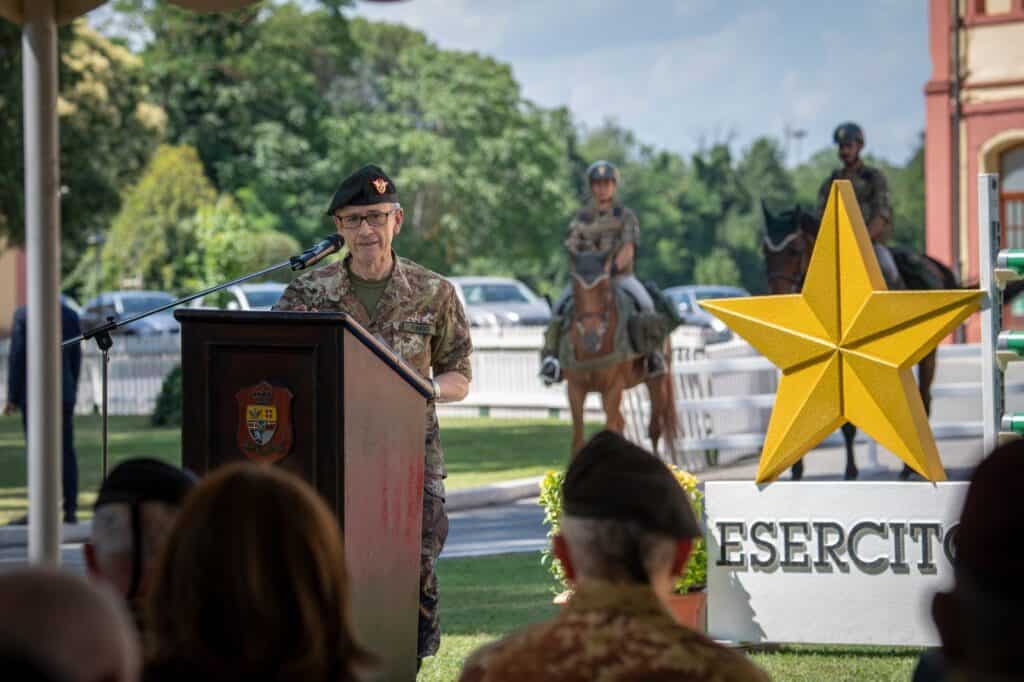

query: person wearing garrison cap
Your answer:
[273,164,472,665]
[84,458,196,631]
[459,431,768,682]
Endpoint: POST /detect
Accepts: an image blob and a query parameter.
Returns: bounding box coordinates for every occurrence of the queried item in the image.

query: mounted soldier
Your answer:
[539,160,667,385]
[816,122,904,289]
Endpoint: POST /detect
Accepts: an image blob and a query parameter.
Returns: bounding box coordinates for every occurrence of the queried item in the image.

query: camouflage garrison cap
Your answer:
[833,122,864,145]
[586,160,620,184]
[325,164,398,216]
[563,430,700,539]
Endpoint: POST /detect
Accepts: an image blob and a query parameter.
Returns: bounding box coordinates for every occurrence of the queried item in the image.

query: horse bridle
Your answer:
[764,231,810,294]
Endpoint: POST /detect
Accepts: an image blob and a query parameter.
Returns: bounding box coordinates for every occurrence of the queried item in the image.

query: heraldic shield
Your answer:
[235,380,294,463]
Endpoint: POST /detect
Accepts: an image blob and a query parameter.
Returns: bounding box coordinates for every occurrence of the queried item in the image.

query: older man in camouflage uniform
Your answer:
[816,122,904,289]
[459,431,769,682]
[274,164,472,666]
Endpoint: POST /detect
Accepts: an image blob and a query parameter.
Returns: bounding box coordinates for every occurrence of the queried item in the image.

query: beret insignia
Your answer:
[372,177,388,195]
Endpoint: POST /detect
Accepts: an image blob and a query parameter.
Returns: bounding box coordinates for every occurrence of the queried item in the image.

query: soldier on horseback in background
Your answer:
[539,160,666,385]
[817,122,905,289]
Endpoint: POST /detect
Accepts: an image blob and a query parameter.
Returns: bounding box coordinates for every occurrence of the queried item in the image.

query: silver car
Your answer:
[80,290,180,336]
[448,277,551,327]
[189,282,288,311]
[663,284,749,343]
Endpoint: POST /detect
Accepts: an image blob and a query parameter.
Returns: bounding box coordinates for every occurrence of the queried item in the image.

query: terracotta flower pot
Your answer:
[666,590,706,632]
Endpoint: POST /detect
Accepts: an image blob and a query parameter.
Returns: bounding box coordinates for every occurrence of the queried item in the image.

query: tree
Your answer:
[191,196,300,286]
[121,1,356,241]
[0,19,165,281]
[97,144,216,294]
[315,19,575,279]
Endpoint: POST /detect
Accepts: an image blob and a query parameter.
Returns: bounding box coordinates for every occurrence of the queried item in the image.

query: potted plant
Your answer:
[539,464,707,631]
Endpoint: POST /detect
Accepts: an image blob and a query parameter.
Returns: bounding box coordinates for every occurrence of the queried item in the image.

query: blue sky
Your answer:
[354,0,930,165]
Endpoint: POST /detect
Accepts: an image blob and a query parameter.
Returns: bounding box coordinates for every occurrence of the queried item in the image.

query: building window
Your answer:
[967,0,1024,24]
[1003,145,1024,246]
[1002,146,1024,315]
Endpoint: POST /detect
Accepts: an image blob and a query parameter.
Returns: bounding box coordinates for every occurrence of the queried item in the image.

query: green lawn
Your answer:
[423,553,923,681]
[0,414,598,523]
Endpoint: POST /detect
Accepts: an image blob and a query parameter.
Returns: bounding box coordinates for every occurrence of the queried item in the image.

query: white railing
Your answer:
[0,335,181,416]
[1,327,1015,474]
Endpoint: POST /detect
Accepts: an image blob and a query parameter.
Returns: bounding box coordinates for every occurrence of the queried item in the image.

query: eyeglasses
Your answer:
[335,209,397,230]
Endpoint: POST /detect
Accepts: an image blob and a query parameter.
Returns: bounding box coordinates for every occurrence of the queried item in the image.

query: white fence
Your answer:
[1,327,1019,473]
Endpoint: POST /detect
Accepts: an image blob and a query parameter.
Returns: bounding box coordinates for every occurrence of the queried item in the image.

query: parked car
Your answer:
[80,290,180,336]
[663,284,750,343]
[448,277,551,327]
[189,282,287,311]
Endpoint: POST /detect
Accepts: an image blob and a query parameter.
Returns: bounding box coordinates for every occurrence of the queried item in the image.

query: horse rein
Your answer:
[764,232,809,294]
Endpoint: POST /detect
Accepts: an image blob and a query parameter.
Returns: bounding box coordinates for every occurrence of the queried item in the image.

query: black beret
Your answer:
[325,164,398,216]
[94,458,197,510]
[563,431,700,539]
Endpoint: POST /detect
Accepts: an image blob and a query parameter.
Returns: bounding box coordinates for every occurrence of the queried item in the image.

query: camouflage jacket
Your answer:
[816,162,893,242]
[565,201,639,274]
[459,581,769,682]
[273,252,473,477]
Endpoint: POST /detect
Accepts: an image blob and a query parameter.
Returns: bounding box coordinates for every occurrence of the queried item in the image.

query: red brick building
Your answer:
[926,0,1024,340]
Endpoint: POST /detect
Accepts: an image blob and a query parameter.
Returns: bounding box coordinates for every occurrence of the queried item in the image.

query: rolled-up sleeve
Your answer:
[431,285,473,381]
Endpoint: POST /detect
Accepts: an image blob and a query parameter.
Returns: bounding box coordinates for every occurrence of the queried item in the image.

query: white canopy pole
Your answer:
[22,0,63,565]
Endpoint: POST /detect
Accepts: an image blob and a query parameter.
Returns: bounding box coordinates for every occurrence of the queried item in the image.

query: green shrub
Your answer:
[538,464,707,594]
[151,364,182,427]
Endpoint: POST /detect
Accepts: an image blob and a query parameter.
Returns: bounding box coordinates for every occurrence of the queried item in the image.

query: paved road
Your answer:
[0,497,550,572]
[0,437,988,571]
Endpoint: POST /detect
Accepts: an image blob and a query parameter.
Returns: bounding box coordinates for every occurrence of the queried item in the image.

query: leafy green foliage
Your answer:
[16,4,926,302]
[97,144,216,294]
[0,19,164,284]
[151,364,181,427]
[190,196,300,287]
[538,465,707,594]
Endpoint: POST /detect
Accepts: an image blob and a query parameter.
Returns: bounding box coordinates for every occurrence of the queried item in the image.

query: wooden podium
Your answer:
[175,310,433,681]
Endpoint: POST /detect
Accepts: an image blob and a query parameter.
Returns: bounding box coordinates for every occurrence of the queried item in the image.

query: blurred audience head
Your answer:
[85,459,196,614]
[0,568,140,682]
[932,438,1024,679]
[146,462,372,681]
[554,431,700,595]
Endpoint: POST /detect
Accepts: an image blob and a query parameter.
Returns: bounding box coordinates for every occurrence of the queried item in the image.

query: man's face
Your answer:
[838,140,862,166]
[591,178,617,203]
[334,202,403,266]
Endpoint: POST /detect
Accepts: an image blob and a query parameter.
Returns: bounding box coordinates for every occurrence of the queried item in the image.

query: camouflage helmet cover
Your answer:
[833,122,865,146]
[586,160,620,185]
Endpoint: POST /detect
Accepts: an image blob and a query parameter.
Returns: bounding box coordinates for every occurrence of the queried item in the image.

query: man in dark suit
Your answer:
[4,299,82,523]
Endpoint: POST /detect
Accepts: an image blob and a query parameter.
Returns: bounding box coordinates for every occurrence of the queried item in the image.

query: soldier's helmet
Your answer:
[586,160,620,185]
[833,122,865,146]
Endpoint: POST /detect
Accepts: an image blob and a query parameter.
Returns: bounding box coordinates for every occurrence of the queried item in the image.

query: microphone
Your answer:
[290,234,343,270]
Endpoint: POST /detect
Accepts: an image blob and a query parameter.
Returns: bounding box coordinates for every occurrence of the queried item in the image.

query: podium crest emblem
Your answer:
[235,381,294,463]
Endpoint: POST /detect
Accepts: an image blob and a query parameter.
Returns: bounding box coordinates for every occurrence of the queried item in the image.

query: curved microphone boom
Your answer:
[290,234,343,270]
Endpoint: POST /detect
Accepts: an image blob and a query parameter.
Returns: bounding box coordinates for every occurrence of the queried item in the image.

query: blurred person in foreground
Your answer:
[4,298,83,523]
[0,568,140,682]
[459,430,768,682]
[144,462,373,682]
[913,438,1024,682]
[84,458,196,629]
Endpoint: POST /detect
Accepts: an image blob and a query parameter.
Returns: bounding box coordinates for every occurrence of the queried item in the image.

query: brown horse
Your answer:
[562,249,678,457]
[761,204,961,480]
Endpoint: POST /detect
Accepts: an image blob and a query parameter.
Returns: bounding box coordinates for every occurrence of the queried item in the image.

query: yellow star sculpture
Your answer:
[701,180,982,483]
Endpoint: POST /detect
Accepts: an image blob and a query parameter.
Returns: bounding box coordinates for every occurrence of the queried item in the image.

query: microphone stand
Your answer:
[63,237,340,477]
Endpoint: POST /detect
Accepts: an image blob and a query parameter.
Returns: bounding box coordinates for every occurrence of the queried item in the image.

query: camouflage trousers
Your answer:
[419,475,449,659]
